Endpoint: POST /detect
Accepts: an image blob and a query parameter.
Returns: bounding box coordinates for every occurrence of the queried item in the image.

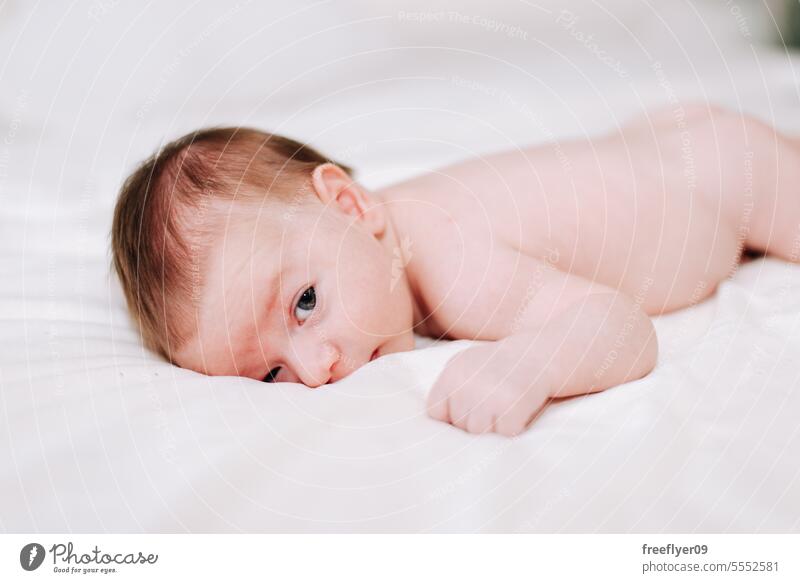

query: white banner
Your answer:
[1,534,797,582]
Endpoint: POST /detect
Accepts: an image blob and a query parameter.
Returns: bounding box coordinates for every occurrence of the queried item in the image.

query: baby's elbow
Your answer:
[602,291,659,380]
[639,318,659,378]
[624,296,659,380]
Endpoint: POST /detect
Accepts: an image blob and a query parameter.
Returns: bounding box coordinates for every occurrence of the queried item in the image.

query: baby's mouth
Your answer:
[369,347,380,362]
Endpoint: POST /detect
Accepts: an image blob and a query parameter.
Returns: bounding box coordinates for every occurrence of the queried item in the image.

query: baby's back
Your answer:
[379,106,764,320]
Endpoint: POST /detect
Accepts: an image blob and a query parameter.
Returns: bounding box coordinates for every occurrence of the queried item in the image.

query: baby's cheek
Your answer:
[359,284,398,335]
[334,281,377,334]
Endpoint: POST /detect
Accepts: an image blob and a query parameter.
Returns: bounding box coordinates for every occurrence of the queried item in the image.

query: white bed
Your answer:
[1,0,799,532]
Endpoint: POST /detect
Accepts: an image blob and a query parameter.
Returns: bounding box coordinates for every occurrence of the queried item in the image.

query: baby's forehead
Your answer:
[196,236,279,332]
[180,197,282,249]
[201,211,311,285]
[187,195,324,295]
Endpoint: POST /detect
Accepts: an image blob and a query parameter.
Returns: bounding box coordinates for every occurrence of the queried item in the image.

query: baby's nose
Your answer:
[294,341,340,388]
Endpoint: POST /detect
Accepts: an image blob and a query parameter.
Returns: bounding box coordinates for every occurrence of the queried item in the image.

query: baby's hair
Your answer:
[111,127,352,361]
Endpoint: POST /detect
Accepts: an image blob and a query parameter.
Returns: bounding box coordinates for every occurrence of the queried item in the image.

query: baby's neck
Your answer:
[371,189,430,336]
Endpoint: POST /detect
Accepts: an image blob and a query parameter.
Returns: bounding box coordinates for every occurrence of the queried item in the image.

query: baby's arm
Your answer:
[426,265,658,436]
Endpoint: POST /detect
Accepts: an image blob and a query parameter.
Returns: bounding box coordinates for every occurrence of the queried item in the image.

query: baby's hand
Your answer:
[426,293,658,436]
[426,342,552,437]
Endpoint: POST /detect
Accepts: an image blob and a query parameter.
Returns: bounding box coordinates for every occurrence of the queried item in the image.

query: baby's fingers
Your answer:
[493,409,531,437]
[466,411,495,434]
[426,380,451,424]
[493,396,545,436]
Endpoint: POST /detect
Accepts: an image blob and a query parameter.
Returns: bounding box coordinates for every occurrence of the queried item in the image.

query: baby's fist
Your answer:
[426,343,550,436]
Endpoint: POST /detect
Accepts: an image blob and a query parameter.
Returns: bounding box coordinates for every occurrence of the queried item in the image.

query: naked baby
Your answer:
[112,104,800,436]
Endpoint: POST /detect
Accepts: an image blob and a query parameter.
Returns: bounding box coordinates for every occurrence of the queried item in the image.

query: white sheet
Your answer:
[1,0,799,532]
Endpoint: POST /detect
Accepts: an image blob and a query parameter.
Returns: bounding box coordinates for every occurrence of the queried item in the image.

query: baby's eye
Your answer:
[263,366,281,383]
[294,286,316,322]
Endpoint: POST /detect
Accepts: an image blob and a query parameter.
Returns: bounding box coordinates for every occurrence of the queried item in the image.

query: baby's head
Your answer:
[111,127,416,385]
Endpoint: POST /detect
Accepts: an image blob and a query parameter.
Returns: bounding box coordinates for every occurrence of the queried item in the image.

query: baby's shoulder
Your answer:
[397,211,563,339]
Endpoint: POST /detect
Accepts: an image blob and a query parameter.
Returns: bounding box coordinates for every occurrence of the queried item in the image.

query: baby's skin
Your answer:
[177,104,800,436]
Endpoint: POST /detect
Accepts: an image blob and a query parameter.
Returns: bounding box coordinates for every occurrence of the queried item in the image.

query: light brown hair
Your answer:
[111,127,352,361]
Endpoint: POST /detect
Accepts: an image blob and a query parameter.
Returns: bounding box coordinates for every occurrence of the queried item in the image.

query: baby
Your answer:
[111,103,800,436]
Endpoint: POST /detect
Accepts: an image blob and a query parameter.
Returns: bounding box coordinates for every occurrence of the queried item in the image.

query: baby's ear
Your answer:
[311,163,385,236]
